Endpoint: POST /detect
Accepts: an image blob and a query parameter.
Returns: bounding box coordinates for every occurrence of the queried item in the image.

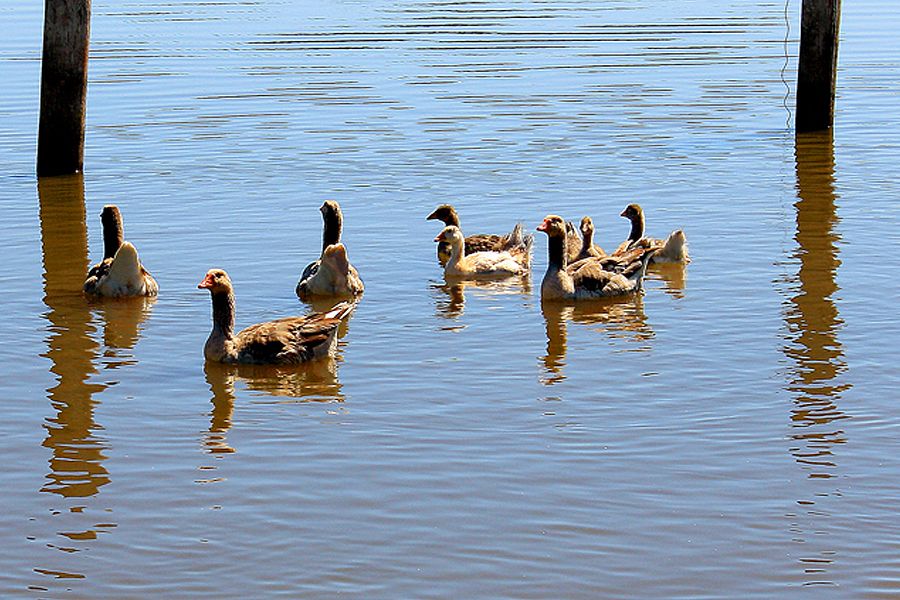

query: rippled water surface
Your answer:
[3,0,900,597]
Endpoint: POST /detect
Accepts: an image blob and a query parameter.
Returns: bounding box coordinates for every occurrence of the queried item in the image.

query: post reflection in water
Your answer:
[38,175,110,498]
[783,131,851,584]
[786,131,850,472]
[539,295,653,385]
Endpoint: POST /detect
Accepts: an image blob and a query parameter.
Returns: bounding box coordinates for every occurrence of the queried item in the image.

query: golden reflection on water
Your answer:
[38,175,110,498]
[783,131,851,587]
[540,295,653,385]
[647,262,687,298]
[203,362,237,454]
[202,354,345,454]
[786,131,850,476]
[432,276,532,321]
[89,296,154,357]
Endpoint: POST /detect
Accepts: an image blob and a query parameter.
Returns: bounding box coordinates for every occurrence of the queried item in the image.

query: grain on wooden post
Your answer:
[796,0,841,132]
[37,0,92,177]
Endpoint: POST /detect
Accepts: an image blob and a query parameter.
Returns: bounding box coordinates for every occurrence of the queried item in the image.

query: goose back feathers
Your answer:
[296,200,364,299]
[200,269,353,365]
[427,204,527,266]
[83,205,158,297]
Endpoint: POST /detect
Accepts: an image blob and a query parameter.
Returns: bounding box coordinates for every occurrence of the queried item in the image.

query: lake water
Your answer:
[2,0,900,597]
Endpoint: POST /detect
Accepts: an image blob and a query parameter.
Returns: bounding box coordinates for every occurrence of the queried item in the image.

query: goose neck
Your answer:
[629,212,644,242]
[102,208,124,259]
[322,209,343,253]
[211,289,235,338]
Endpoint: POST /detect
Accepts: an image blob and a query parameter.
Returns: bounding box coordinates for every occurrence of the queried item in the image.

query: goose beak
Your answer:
[434,232,445,242]
[198,273,215,289]
[536,220,548,232]
[426,210,439,221]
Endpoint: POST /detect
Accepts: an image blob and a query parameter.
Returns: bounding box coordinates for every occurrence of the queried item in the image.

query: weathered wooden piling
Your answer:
[796,0,841,132]
[37,0,92,177]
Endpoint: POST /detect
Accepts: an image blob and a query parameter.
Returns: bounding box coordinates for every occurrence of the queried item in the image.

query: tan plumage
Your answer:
[296,200,364,299]
[200,269,354,365]
[615,203,690,264]
[435,224,532,278]
[564,220,584,265]
[427,204,526,266]
[538,215,655,300]
[572,216,607,262]
[83,205,158,297]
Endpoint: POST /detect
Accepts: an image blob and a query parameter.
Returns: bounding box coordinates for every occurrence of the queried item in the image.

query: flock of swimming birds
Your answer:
[82,202,689,366]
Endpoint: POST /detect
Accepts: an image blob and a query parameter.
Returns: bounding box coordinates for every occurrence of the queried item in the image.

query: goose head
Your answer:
[320,200,342,220]
[580,216,594,238]
[620,203,642,220]
[198,269,233,294]
[426,204,460,227]
[536,215,567,238]
[434,224,464,246]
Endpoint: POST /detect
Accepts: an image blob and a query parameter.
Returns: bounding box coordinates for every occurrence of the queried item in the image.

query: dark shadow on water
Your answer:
[38,175,110,498]
[539,294,653,385]
[780,130,852,586]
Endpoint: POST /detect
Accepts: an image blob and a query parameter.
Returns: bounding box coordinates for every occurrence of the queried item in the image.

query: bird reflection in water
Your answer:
[38,175,110,499]
[201,317,350,454]
[540,295,653,385]
[431,276,532,322]
[646,262,687,298]
[88,296,155,368]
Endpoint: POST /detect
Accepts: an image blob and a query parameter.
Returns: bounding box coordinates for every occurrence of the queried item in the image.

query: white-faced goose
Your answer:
[296,200,364,299]
[199,269,354,364]
[427,204,528,266]
[434,224,532,278]
[614,203,690,264]
[83,205,159,297]
[537,215,656,300]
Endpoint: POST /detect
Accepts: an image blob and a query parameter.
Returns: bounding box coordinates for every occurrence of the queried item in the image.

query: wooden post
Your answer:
[796,0,841,132]
[37,0,91,177]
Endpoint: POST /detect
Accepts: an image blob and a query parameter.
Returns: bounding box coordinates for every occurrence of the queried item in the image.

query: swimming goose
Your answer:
[537,215,655,300]
[615,203,690,264]
[427,204,526,266]
[434,224,531,278]
[296,200,364,299]
[572,216,607,262]
[297,243,364,299]
[83,205,158,297]
[200,269,354,364]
